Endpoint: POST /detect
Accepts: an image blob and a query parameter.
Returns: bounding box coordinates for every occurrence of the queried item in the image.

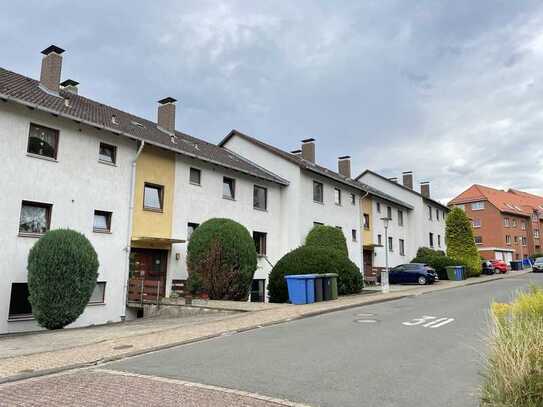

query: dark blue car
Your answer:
[387,263,438,285]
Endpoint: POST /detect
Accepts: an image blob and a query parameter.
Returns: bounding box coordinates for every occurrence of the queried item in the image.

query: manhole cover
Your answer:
[354,319,378,324]
[113,344,134,350]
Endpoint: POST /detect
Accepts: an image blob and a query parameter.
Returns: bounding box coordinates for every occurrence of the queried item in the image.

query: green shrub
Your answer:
[445,207,481,277]
[305,225,348,256]
[481,286,543,406]
[187,218,257,301]
[416,247,444,258]
[268,246,362,303]
[411,254,462,280]
[27,229,99,330]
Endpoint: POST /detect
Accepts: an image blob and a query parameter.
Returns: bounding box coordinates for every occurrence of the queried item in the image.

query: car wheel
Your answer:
[494,268,500,274]
[418,276,427,285]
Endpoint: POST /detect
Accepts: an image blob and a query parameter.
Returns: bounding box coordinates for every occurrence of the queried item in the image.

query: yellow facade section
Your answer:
[361,196,373,246]
[132,145,175,247]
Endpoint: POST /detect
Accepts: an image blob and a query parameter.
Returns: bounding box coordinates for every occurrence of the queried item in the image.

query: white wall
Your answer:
[168,154,284,298]
[0,103,136,333]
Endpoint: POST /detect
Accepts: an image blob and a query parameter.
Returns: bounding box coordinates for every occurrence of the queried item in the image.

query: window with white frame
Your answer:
[334,188,342,206]
[398,210,403,226]
[387,206,392,219]
[253,185,267,210]
[535,229,540,239]
[399,239,405,256]
[471,201,485,211]
[187,222,199,240]
[98,142,117,165]
[88,282,106,304]
[189,167,201,185]
[363,214,370,229]
[504,218,510,227]
[506,235,512,245]
[521,221,526,230]
[474,235,483,244]
[456,204,465,211]
[427,205,432,220]
[223,177,236,200]
[93,210,112,233]
[472,219,481,228]
[19,201,52,235]
[388,236,393,252]
[313,181,324,203]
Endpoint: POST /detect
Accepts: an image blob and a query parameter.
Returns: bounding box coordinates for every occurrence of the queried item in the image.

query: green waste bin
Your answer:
[322,273,338,300]
[446,266,456,281]
[314,276,324,302]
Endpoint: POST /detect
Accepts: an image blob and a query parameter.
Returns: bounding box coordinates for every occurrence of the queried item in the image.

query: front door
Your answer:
[363,250,374,279]
[128,249,167,303]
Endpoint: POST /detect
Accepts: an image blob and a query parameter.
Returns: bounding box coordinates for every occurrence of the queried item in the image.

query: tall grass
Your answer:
[481,286,543,406]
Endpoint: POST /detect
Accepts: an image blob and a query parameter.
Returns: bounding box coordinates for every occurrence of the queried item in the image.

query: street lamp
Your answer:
[380,216,392,293]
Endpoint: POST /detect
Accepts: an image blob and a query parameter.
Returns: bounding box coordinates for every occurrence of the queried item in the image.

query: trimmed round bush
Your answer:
[305,225,348,256]
[268,246,363,303]
[187,218,257,301]
[27,229,99,330]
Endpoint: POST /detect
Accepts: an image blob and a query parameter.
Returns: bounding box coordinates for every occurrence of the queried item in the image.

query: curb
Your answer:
[0,270,532,385]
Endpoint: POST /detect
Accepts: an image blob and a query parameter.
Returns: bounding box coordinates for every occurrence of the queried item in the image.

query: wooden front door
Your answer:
[363,250,375,279]
[128,249,167,303]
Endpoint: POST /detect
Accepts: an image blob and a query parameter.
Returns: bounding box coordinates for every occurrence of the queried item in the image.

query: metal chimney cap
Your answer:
[158,97,177,104]
[41,45,65,55]
[60,79,79,87]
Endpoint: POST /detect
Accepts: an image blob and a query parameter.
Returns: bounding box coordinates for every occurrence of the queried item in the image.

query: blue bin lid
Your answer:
[285,274,320,280]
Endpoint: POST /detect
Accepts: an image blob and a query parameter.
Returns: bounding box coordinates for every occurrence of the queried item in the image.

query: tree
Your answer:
[305,225,348,256]
[187,218,257,300]
[27,229,99,330]
[445,207,481,277]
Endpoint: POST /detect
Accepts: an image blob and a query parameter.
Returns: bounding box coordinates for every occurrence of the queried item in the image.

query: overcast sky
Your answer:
[2,1,542,202]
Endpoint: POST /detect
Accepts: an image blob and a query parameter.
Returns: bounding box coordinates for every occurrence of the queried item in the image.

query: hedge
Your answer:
[27,229,99,330]
[446,208,481,277]
[268,246,362,303]
[187,218,257,301]
[305,225,348,256]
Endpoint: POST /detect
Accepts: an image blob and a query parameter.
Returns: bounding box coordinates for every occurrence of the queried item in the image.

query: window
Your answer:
[472,219,481,228]
[313,181,324,203]
[429,232,434,247]
[521,221,526,230]
[19,201,51,235]
[398,210,404,226]
[436,209,440,221]
[143,183,164,211]
[189,167,201,185]
[474,236,483,244]
[250,279,266,303]
[334,188,341,205]
[506,235,512,245]
[187,222,199,240]
[427,205,432,220]
[512,219,517,227]
[313,221,324,226]
[93,210,112,233]
[471,201,485,211]
[456,204,465,211]
[27,123,59,159]
[8,283,32,319]
[533,213,539,221]
[504,218,510,227]
[522,236,527,246]
[223,177,236,200]
[535,230,540,239]
[351,229,357,242]
[514,236,519,244]
[399,239,405,256]
[253,231,267,256]
[438,235,441,247]
[88,282,106,304]
[350,193,356,205]
[363,213,370,230]
[387,206,392,219]
[377,234,382,245]
[376,202,381,213]
[388,236,393,252]
[253,185,267,210]
[98,142,117,164]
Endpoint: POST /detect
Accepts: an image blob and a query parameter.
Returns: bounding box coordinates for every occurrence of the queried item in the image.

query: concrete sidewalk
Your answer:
[0,269,530,384]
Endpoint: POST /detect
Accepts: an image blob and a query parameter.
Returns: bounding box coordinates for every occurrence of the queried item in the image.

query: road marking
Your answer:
[402,315,454,328]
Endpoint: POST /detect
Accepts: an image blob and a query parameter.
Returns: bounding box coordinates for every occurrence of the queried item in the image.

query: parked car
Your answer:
[386,263,438,285]
[481,260,494,275]
[533,257,543,273]
[490,260,508,274]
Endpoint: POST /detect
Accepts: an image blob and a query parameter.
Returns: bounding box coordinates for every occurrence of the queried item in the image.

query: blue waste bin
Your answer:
[454,266,465,281]
[285,275,317,304]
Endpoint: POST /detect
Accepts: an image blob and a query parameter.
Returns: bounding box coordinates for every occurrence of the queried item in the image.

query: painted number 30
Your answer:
[402,315,455,328]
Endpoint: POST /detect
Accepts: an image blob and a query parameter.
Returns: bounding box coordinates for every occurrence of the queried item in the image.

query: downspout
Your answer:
[121,140,145,319]
[359,191,370,283]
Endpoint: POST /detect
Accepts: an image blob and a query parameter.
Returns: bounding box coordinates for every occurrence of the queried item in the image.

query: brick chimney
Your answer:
[301,138,315,163]
[402,171,413,189]
[420,181,430,198]
[157,97,177,134]
[338,156,351,178]
[60,79,79,95]
[40,45,65,94]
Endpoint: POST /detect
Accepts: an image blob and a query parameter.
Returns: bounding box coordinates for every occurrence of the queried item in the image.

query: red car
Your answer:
[490,260,508,273]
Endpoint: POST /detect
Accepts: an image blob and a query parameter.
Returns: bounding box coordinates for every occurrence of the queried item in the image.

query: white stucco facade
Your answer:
[222,135,363,271]
[0,102,136,333]
[359,172,448,266]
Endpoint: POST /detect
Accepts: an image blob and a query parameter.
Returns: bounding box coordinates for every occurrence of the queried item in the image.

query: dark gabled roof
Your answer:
[0,67,288,186]
[356,169,449,210]
[220,130,413,209]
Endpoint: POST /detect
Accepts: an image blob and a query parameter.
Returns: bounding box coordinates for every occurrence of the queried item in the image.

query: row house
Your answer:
[448,185,543,262]
[356,170,449,280]
[0,46,367,333]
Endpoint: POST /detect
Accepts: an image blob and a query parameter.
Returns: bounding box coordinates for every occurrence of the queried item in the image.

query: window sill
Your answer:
[253,207,268,212]
[8,315,34,322]
[26,153,58,162]
[98,159,117,167]
[222,196,236,201]
[93,229,112,234]
[189,182,201,187]
[143,207,164,213]
[87,302,106,307]
[18,232,46,238]
[313,200,324,205]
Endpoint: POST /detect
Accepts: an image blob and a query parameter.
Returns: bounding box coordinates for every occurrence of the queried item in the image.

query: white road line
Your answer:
[428,318,455,328]
[422,317,448,327]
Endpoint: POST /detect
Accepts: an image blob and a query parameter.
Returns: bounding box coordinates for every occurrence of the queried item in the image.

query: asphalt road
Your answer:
[108,273,543,407]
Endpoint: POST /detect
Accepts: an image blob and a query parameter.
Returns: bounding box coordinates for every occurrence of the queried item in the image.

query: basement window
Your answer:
[88,282,106,304]
[8,283,33,320]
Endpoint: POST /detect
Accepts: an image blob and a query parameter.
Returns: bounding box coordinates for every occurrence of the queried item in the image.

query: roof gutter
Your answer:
[0,92,288,186]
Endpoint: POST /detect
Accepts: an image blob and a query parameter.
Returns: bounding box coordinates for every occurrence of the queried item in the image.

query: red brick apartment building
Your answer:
[448,185,543,262]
